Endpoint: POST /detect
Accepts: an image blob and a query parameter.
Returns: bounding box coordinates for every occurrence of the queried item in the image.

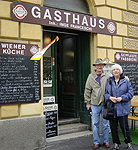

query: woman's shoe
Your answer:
[127,144,133,150]
[112,143,119,150]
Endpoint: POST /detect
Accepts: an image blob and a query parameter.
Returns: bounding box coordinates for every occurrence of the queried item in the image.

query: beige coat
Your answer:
[84,72,109,105]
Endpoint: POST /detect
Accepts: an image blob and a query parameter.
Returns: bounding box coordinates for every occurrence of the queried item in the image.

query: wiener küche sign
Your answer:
[0,42,41,104]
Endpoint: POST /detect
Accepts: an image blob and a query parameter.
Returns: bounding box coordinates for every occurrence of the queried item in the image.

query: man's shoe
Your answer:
[103,142,110,148]
[93,144,100,149]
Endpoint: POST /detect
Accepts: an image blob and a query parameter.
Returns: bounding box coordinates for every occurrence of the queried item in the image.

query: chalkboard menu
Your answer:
[44,104,58,138]
[0,42,41,104]
[43,57,52,86]
[115,52,138,95]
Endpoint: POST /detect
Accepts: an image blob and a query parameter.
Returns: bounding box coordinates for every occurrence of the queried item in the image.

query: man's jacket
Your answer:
[84,72,109,105]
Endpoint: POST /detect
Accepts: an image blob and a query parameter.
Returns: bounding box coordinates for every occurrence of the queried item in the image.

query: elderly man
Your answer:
[84,58,110,149]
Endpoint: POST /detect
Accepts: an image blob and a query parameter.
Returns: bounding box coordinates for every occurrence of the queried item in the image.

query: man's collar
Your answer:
[93,71,105,78]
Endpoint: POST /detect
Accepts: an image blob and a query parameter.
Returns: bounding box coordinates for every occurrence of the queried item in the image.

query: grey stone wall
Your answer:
[0,116,46,150]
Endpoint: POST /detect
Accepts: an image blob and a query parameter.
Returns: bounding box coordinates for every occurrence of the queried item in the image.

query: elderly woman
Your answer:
[105,64,134,150]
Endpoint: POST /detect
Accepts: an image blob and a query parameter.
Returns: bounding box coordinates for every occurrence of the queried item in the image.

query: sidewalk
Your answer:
[45,135,138,150]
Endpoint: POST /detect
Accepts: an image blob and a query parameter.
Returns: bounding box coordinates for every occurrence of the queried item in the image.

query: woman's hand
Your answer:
[110,97,122,103]
[110,96,117,103]
[125,76,129,81]
[116,97,122,102]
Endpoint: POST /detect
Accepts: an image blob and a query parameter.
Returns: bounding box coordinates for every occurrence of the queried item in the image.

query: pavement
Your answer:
[45,134,138,150]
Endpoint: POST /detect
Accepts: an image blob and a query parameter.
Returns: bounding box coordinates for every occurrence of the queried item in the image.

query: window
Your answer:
[44,0,89,14]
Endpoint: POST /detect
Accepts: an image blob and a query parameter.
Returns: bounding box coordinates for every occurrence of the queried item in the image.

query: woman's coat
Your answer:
[105,76,134,117]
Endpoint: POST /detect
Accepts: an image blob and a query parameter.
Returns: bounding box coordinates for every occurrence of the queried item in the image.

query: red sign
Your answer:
[11,2,117,35]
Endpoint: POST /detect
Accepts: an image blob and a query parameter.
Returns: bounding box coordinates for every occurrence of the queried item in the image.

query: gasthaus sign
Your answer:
[11,2,117,35]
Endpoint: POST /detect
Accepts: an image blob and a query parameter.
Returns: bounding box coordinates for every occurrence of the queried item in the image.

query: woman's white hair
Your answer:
[111,64,123,74]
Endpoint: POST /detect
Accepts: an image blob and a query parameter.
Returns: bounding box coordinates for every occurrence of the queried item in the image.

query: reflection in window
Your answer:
[43,32,52,96]
[63,38,74,68]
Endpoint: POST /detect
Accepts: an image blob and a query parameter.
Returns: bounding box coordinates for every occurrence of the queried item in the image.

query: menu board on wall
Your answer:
[44,104,58,138]
[115,52,138,95]
[0,42,41,104]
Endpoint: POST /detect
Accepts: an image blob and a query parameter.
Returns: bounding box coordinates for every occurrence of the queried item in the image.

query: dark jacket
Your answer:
[105,76,134,117]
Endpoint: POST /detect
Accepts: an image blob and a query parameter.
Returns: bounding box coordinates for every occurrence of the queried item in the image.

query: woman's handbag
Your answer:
[103,79,115,120]
[103,100,114,120]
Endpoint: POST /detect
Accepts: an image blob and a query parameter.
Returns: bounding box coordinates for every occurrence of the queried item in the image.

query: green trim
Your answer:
[51,34,58,100]
[78,32,91,125]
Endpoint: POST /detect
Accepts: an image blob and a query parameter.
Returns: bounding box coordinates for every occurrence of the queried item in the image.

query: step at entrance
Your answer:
[59,118,80,125]
[59,123,89,135]
[59,118,89,135]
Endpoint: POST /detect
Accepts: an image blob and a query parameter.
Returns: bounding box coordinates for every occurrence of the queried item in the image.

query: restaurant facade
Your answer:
[0,0,138,149]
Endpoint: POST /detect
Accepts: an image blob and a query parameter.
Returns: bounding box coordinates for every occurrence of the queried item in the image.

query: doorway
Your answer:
[43,28,91,123]
[57,34,78,119]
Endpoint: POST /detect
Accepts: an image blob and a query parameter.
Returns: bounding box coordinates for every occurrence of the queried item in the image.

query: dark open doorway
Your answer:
[43,27,91,124]
[57,33,78,119]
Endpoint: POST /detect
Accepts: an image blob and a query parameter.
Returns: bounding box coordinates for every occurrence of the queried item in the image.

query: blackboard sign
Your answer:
[43,57,52,87]
[0,42,41,104]
[44,104,58,138]
[115,52,138,95]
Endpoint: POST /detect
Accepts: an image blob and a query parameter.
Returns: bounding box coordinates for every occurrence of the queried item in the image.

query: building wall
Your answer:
[0,0,43,120]
[93,0,138,62]
[0,0,138,119]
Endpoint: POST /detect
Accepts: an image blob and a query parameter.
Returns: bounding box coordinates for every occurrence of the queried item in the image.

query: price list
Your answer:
[0,42,41,104]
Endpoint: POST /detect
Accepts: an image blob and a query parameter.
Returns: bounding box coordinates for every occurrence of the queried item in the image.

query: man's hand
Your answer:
[86,104,91,110]
[110,96,117,103]
[116,97,122,102]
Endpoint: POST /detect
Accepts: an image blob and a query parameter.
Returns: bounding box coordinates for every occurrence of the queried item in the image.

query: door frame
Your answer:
[43,27,91,124]
[78,32,91,125]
